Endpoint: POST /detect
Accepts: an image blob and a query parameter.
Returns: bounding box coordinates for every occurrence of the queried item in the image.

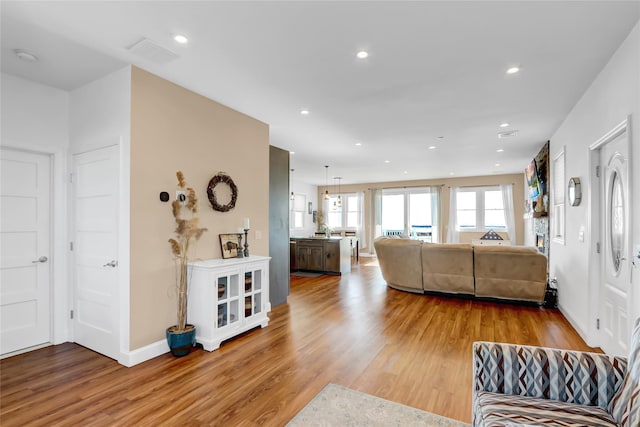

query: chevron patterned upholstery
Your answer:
[472,318,640,427]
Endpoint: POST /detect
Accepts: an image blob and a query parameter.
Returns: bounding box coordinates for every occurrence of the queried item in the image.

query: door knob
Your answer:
[31,256,48,263]
[103,260,118,268]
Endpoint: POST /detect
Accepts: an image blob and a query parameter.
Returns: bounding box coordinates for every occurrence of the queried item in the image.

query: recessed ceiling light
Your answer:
[506,66,520,75]
[403,171,408,174]
[496,148,504,153]
[495,163,501,167]
[449,172,455,176]
[428,146,436,150]
[300,109,310,115]
[384,160,391,164]
[173,34,189,44]
[499,122,510,128]
[14,49,38,61]
[355,142,362,146]
[356,51,369,59]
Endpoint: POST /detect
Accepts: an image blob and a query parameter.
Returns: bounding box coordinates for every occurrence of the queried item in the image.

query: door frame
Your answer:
[587,116,633,348]
[0,143,69,350]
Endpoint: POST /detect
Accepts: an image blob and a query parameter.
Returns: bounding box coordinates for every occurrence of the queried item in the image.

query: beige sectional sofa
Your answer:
[374,237,547,303]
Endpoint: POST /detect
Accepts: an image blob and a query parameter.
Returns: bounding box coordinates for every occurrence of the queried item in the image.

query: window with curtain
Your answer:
[552,150,565,244]
[455,186,506,231]
[380,187,440,242]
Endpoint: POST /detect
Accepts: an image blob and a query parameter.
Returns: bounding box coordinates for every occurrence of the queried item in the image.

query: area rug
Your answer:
[287,383,470,426]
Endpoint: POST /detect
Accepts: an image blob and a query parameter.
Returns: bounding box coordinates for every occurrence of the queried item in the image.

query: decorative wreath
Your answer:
[207,173,238,212]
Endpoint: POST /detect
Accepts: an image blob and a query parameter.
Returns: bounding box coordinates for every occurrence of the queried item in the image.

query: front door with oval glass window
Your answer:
[599,132,631,357]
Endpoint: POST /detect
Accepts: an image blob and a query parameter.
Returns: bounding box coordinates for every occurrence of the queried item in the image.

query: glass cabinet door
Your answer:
[217,273,240,328]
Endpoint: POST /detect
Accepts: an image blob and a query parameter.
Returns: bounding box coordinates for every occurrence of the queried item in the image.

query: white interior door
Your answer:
[0,148,51,355]
[73,145,119,360]
[599,132,631,357]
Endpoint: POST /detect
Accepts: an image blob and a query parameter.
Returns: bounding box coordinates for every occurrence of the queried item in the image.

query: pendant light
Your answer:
[324,165,330,200]
[336,177,342,207]
[332,177,338,210]
[290,169,295,200]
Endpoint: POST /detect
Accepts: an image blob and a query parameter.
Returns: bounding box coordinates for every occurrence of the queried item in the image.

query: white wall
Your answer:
[549,22,640,345]
[1,73,70,346]
[69,66,132,364]
[289,181,318,237]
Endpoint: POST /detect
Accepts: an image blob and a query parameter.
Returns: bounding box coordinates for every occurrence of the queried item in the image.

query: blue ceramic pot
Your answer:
[166,325,196,357]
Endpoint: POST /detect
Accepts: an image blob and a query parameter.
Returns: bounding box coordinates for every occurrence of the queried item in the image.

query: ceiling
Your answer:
[2,1,638,186]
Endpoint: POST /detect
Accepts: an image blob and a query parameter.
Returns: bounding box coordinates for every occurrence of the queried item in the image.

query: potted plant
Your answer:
[167,171,207,357]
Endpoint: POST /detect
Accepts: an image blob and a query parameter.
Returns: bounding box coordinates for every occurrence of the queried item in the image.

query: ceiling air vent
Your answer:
[498,130,519,139]
[127,38,179,64]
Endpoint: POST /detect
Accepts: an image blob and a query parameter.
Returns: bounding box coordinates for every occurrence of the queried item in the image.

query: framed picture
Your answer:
[308,201,313,214]
[219,233,242,259]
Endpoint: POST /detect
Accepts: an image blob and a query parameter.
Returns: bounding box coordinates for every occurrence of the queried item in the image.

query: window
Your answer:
[552,150,565,243]
[326,193,361,229]
[291,194,306,229]
[381,187,439,242]
[455,186,505,231]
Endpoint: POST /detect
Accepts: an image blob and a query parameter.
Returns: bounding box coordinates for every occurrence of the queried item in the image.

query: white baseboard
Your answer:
[118,339,169,367]
[558,304,595,348]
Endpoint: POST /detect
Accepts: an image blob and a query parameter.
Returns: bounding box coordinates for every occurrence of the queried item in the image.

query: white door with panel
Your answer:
[599,130,631,357]
[0,148,51,355]
[73,145,119,360]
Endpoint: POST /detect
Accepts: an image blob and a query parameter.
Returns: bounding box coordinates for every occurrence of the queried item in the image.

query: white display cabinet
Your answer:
[187,256,271,351]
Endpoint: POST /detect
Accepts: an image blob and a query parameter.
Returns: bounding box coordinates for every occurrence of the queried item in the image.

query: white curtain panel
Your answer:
[370,189,382,254]
[356,192,366,249]
[446,187,459,243]
[501,183,516,244]
[430,187,441,243]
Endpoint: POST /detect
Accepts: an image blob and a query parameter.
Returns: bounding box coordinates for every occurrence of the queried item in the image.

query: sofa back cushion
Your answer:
[373,237,423,292]
[473,245,547,302]
[422,243,474,294]
[609,317,640,427]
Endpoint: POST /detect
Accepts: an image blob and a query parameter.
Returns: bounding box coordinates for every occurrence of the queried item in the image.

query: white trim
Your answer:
[119,340,169,367]
[587,116,632,348]
[558,304,592,347]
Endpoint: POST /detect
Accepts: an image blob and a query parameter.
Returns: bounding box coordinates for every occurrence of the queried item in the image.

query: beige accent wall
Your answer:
[130,67,269,350]
[318,173,525,252]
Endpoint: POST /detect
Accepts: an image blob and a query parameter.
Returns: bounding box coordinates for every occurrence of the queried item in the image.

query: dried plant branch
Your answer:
[168,171,207,331]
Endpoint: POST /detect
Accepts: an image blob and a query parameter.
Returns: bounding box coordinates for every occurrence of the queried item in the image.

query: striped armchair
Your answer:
[472,318,639,427]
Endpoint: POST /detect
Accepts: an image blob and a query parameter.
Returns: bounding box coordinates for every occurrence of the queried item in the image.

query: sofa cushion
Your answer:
[373,237,423,292]
[608,318,640,427]
[474,391,617,427]
[422,243,474,294]
[473,245,547,302]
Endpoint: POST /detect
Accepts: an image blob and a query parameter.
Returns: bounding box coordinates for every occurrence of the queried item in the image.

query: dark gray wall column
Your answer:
[269,145,290,306]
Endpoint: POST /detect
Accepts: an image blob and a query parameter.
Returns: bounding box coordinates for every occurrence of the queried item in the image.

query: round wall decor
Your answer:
[207,173,238,212]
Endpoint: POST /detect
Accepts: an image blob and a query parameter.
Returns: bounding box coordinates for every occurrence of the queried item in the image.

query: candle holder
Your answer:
[243,229,250,257]
[237,233,244,258]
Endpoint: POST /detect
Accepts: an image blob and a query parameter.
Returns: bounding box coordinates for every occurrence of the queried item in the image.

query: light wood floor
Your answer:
[1,258,597,426]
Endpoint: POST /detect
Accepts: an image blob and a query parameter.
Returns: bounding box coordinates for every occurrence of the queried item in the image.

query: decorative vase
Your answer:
[166,324,196,357]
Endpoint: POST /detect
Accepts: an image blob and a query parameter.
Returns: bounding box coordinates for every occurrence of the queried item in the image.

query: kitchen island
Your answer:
[290,236,351,275]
